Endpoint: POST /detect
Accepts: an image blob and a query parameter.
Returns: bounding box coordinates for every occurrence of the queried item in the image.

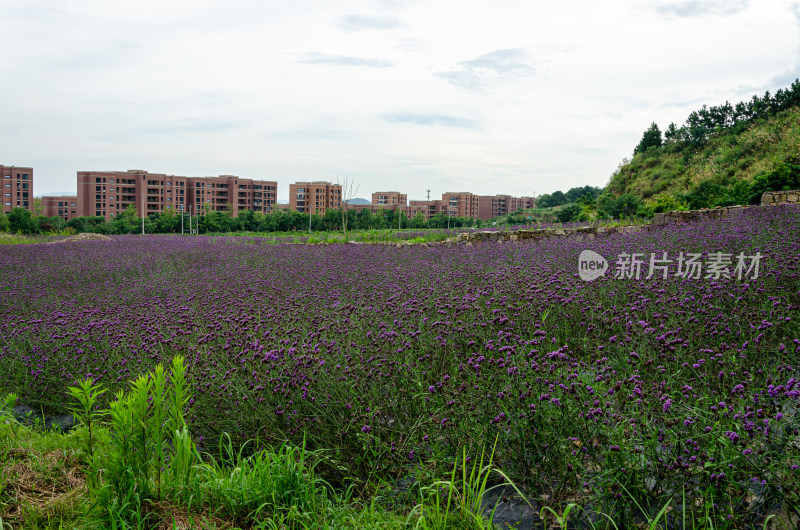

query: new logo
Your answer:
[578,250,608,281]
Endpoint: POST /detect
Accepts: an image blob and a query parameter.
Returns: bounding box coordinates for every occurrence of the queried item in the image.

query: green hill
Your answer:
[607,80,800,212]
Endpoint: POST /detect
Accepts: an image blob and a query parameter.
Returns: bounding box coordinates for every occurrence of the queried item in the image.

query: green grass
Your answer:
[4,363,789,529]
[0,233,40,245]
[0,360,523,530]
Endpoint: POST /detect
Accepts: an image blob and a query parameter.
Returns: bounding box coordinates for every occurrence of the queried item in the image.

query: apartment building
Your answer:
[441,192,480,219]
[42,196,79,221]
[77,170,185,221]
[289,182,341,215]
[408,200,449,220]
[188,175,277,217]
[1,165,33,213]
[478,195,536,220]
[371,191,407,206]
[76,170,277,221]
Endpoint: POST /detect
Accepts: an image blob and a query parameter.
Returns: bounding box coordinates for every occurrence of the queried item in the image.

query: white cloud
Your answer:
[437,49,536,92]
[337,14,402,32]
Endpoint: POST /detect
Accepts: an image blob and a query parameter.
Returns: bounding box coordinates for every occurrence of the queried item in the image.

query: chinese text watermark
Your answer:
[578,250,762,282]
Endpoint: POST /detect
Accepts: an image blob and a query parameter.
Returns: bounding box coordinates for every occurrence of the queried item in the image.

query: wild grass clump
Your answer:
[0,233,39,245]
[1,360,529,529]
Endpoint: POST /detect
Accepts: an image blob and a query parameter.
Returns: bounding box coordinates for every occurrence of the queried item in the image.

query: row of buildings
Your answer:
[2,165,535,222]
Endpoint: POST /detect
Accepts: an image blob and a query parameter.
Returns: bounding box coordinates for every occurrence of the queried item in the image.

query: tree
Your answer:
[356,208,373,230]
[32,197,44,217]
[67,216,106,233]
[112,205,140,234]
[634,122,663,154]
[338,175,360,238]
[555,203,581,223]
[8,207,38,234]
[156,207,178,233]
[664,122,679,143]
[538,191,567,208]
[748,161,800,204]
[323,209,341,231]
[685,181,726,210]
[0,210,9,232]
[595,193,618,219]
[615,194,644,218]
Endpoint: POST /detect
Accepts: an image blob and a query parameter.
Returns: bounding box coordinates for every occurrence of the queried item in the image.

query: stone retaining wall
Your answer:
[651,205,753,226]
[451,224,648,245]
[761,189,800,206]
[448,191,800,245]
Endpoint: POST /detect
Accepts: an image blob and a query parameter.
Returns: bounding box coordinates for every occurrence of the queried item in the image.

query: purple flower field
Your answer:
[1,205,799,524]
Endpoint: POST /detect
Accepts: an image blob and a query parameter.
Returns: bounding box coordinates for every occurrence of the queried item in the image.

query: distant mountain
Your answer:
[345,198,371,205]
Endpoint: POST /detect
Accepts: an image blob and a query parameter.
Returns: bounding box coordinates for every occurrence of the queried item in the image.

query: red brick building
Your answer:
[76,170,277,221]
[1,165,33,213]
[289,182,342,215]
[371,191,407,206]
[441,192,480,219]
[42,196,79,221]
[188,176,277,217]
[408,199,450,220]
[478,195,536,220]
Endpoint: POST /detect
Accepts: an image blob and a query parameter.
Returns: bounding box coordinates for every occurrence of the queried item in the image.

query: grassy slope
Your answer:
[607,106,800,201]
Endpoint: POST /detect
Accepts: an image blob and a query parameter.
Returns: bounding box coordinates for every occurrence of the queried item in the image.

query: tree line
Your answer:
[0,203,480,235]
[635,79,800,153]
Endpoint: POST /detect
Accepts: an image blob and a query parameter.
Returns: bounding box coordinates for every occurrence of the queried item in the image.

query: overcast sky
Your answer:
[2,0,798,202]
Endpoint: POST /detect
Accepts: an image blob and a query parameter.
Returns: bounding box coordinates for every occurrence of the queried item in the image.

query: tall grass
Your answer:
[0,233,39,245]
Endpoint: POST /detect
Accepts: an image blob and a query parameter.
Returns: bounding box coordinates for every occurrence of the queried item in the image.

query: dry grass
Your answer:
[48,233,112,244]
[145,500,238,530]
[0,449,86,526]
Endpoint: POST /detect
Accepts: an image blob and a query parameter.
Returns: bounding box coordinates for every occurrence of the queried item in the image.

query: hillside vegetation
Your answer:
[607,80,800,211]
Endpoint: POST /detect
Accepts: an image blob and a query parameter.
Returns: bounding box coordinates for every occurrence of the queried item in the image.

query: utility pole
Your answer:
[181,204,184,234]
[141,181,145,235]
[532,191,537,210]
[426,188,431,201]
[188,204,192,235]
